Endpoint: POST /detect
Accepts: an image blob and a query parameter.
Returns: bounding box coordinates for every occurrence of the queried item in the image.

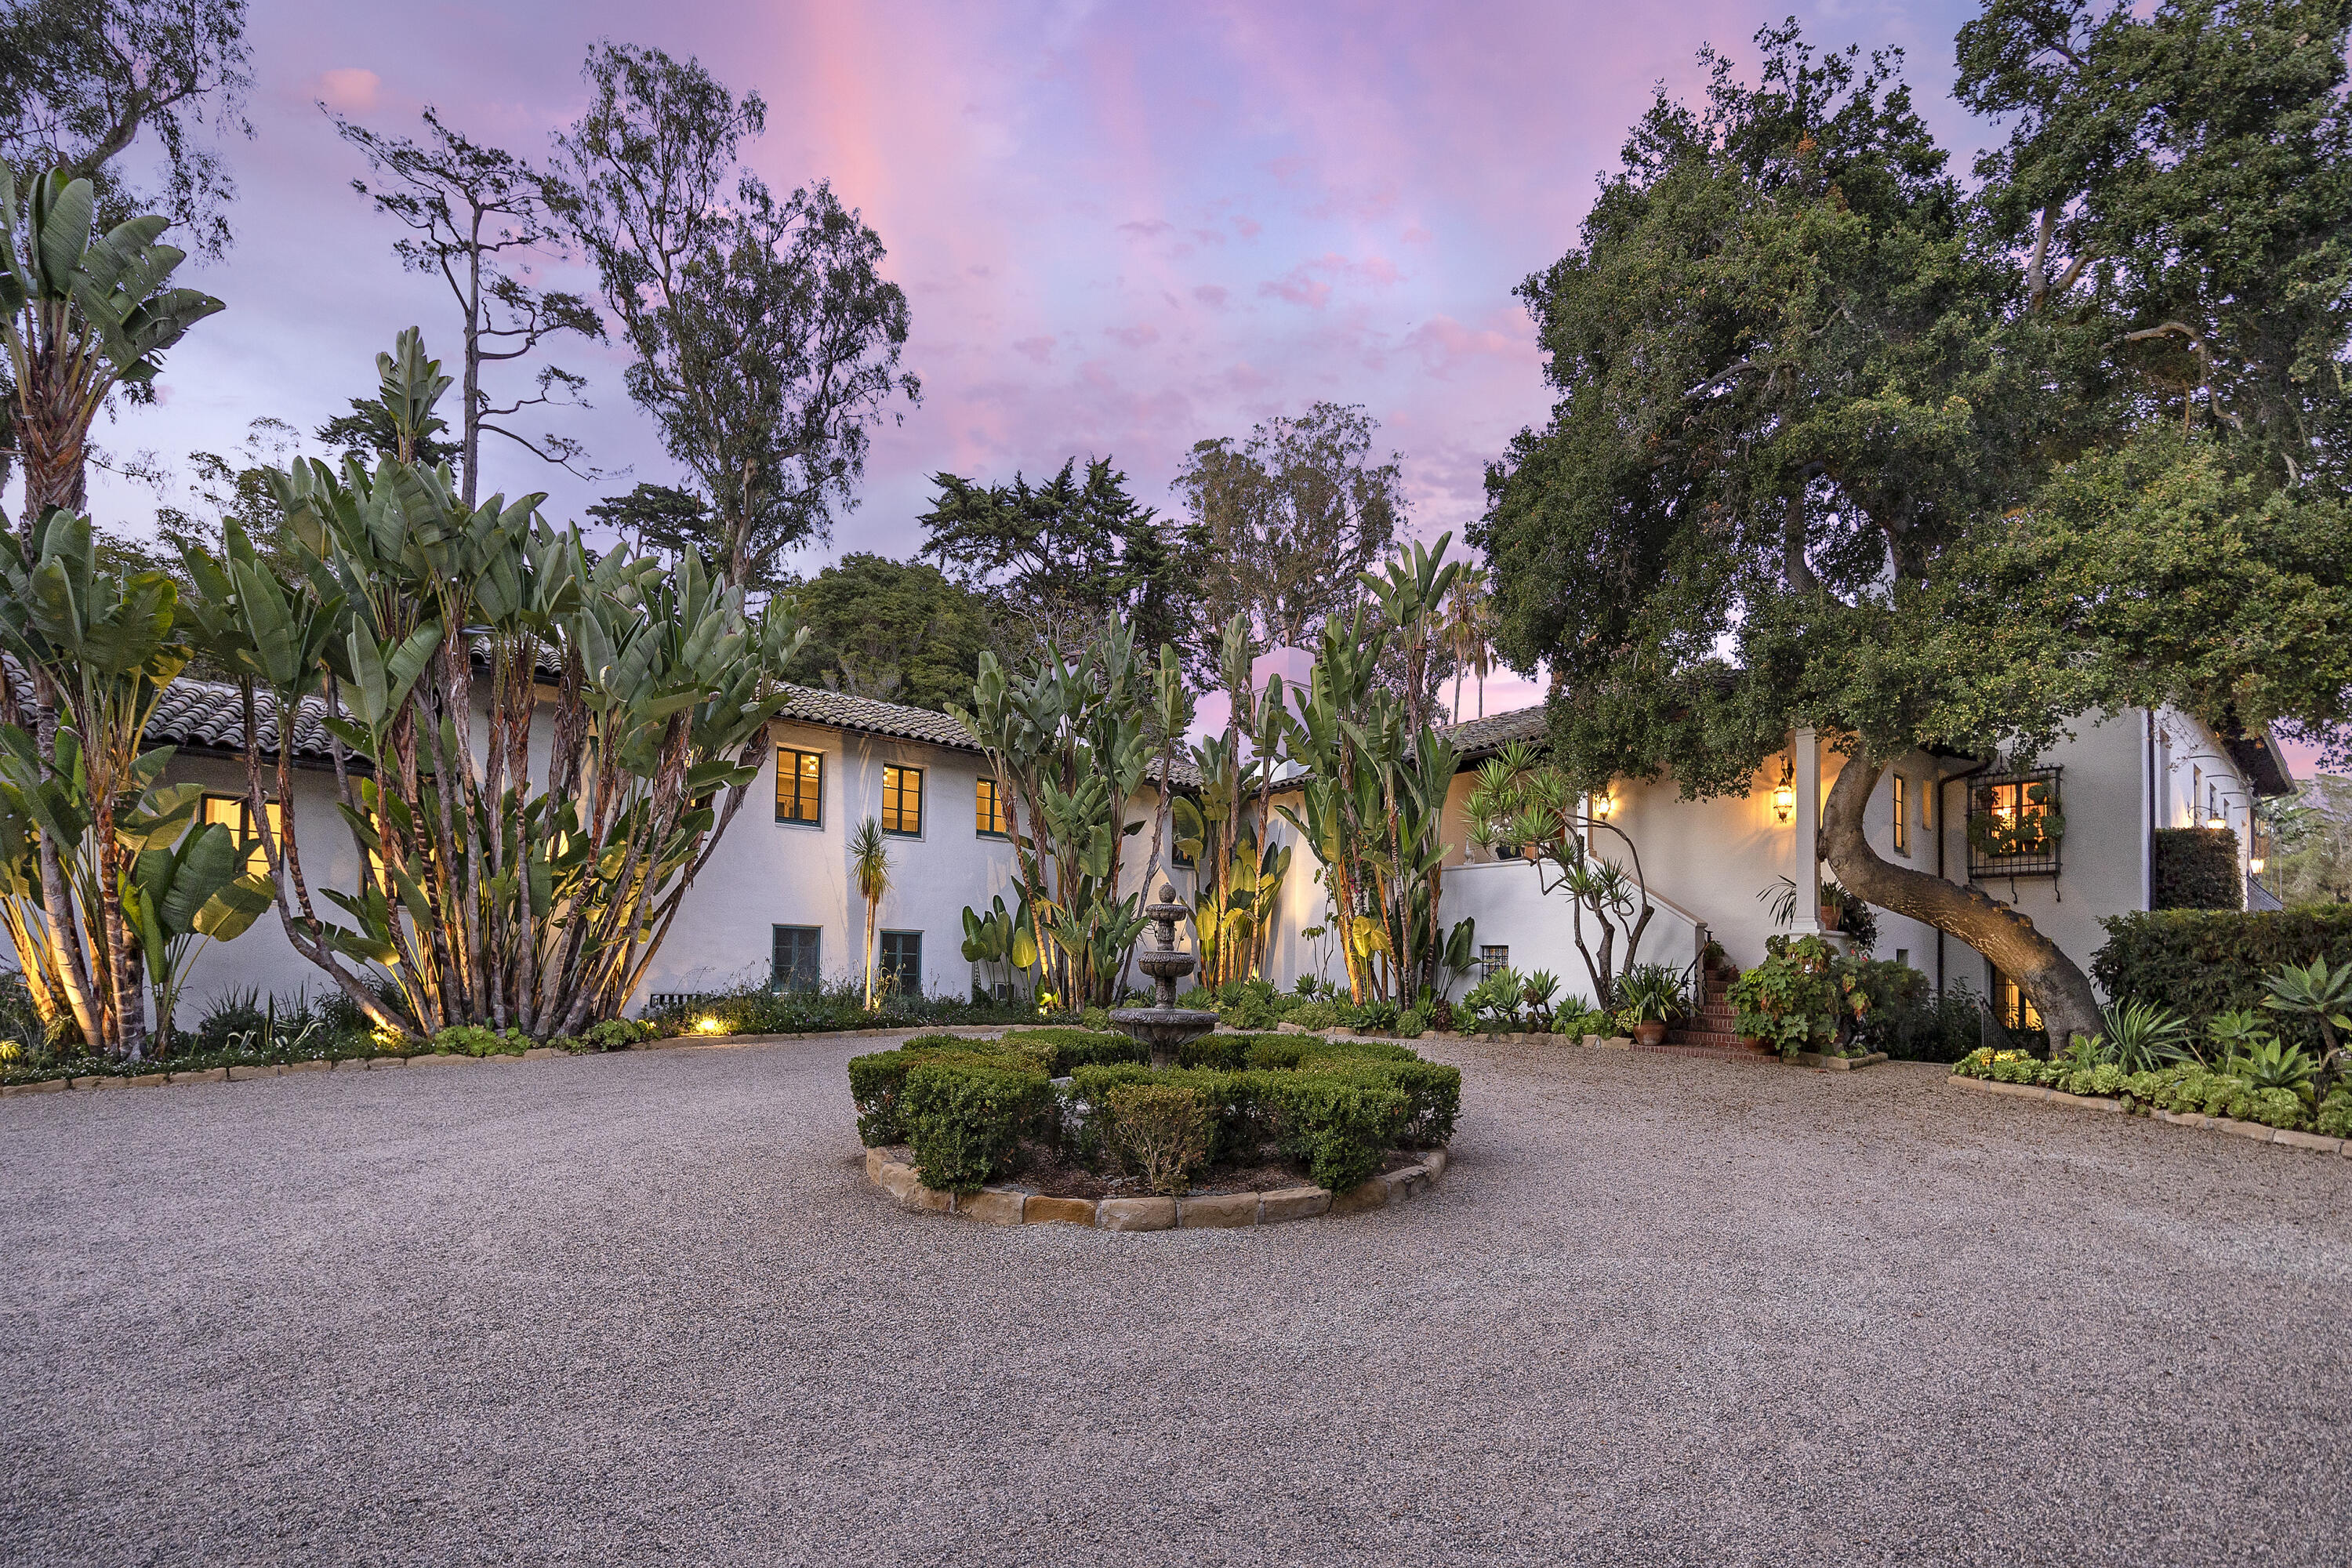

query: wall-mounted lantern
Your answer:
[2207,809,2228,831]
[1772,759,1795,824]
[1590,789,1616,821]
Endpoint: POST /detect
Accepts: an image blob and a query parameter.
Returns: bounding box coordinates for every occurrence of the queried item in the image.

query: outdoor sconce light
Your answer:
[1591,791,1616,821]
[2208,811,2227,831]
[1772,760,1795,824]
[2251,855,2267,873]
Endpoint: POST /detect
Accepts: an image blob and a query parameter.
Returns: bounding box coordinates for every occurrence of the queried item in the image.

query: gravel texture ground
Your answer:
[3,1035,2349,1567]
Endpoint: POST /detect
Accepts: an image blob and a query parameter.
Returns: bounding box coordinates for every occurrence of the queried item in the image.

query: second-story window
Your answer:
[776,747,823,826]
[1892,775,1909,855]
[975,777,1009,838]
[883,764,924,837]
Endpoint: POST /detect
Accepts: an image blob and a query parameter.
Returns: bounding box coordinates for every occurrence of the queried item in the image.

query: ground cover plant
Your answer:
[848,1027,1461,1197]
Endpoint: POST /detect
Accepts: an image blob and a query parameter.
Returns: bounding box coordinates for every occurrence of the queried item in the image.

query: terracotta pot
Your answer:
[1632,1021,1669,1047]
[1818,904,1841,930]
[1737,1035,1765,1051]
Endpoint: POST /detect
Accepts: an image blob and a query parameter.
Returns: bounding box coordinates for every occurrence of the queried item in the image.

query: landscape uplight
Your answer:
[695,1016,725,1034]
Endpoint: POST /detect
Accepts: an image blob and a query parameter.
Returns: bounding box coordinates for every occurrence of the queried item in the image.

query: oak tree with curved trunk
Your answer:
[1475,11,2352,1051]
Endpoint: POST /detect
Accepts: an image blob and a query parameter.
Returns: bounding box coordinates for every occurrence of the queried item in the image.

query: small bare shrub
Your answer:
[1105,1083,1210,1195]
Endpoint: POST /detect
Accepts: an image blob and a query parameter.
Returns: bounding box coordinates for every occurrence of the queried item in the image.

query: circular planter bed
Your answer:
[847,1026,1461,1231]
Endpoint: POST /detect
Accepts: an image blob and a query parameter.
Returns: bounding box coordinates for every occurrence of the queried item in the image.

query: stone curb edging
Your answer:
[1945,1072,2352,1157]
[861,1144,1450,1231]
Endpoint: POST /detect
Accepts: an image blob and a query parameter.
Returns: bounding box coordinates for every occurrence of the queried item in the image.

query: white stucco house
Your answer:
[72,672,2292,1029]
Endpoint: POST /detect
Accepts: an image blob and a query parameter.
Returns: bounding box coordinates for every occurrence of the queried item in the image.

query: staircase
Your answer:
[1642,951,1773,1063]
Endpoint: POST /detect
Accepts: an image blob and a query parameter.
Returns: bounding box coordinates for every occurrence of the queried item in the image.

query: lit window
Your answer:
[1892,775,1909,855]
[975,777,1009,838]
[775,748,823,826]
[1994,970,2044,1032]
[883,765,924,837]
[879,930,923,994]
[201,794,278,877]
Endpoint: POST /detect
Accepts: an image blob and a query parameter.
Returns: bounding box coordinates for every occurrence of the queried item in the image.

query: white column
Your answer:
[1791,727,1824,934]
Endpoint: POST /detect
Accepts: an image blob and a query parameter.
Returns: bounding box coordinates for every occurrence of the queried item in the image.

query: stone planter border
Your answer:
[861,1144,1450,1230]
[1945,1071,2352,1157]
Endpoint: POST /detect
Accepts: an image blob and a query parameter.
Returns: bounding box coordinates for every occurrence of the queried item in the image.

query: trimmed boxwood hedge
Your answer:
[2092,908,2352,1050]
[2151,827,2242,910]
[848,1028,1461,1195]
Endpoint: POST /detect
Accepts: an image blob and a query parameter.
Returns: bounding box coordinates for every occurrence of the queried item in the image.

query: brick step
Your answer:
[1664,1029,1753,1050]
[1635,1039,1775,1064]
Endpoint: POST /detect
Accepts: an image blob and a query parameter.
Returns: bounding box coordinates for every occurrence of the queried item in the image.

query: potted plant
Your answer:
[1617,962,1687,1047]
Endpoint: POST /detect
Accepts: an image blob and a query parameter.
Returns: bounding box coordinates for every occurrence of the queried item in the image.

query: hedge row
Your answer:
[2151,827,2242,911]
[845,1029,1461,1195]
[2092,908,2352,1048]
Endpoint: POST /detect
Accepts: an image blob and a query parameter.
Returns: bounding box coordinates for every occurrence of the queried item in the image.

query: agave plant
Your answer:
[1520,968,1562,1029]
[2262,956,2352,1069]
[2226,1036,2322,1094]
[2203,1008,2275,1065]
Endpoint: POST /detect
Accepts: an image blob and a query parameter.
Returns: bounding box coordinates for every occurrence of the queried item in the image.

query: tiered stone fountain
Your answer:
[1108,884,1219,1069]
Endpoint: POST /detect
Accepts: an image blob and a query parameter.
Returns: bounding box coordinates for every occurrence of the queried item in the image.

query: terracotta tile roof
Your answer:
[148,676,338,757]
[1432,703,1548,760]
[140,672,1203,786]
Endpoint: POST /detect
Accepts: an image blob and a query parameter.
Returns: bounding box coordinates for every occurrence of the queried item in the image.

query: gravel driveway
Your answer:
[3,1036,2348,1566]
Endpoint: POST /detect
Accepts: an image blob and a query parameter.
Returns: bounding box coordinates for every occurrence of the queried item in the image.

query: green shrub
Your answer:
[1309,1058,1461,1149]
[1395,1007,1427,1039]
[432,1024,532,1056]
[902,1060,1051,1193]
[2091,909,2352,1049]
[2151,826,2242,910]
[996,1027,1144,1075]
[1287,999,1342,1032]
[1105,1083,1211,1195]
[1260,1075,1407,1192]
[580,1018,649,1051]
[1728,937,1863,1056]
[1177,1033,1250,1070]
[848,1036,1054,1145]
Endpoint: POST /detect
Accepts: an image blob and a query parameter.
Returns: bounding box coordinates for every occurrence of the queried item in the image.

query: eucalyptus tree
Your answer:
[0,0,252,260]
[184,330,811,1037]
[1475,13,2352,1049]
[332,106,604,505]
[553,42,919,588]
[1174,401,1405,672]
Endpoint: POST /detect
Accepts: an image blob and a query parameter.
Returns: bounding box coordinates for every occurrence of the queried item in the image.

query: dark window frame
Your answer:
[975,776,1010,839]
[1479,944,1510,981]
[878,928,924,996]
[1967,766,2063,881]
[1891,775,1910,856]
[771,924,822,993]
[775,746,825,827]
[882,764,924,838]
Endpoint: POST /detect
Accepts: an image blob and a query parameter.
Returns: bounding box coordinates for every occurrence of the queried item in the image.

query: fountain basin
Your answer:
[1107,1005,1221,1069]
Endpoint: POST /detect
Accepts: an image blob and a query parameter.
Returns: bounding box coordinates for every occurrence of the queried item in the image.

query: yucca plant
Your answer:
[2093,998,2194,1073]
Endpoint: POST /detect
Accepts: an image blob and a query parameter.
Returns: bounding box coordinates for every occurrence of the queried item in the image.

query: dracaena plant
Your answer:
[183,330,810,1041]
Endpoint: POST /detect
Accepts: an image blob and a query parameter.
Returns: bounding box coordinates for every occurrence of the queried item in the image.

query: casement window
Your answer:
[1991,967,2044,1033]
[1891,775,1909,855]
[775,747,823,826]
[975,777,1010,838]
[1479,944,1510,981]
[1967,768,2063,880]
[201,793,281,877]
[879,930,923,995]
[882,764,924,837]
[771,925,822,992]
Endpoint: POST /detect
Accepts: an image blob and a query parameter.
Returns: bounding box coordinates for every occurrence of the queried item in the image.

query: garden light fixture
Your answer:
[696,1016,725,1034]
[1772,760,1795,823]
[1591,790,1616,821]
[2208,810,2227,830]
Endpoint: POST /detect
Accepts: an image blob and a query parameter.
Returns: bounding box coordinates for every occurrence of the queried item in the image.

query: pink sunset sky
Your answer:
[77,0,2320,771]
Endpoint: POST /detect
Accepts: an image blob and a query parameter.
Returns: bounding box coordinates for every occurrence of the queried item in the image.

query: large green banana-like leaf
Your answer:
[192,873,274,942]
